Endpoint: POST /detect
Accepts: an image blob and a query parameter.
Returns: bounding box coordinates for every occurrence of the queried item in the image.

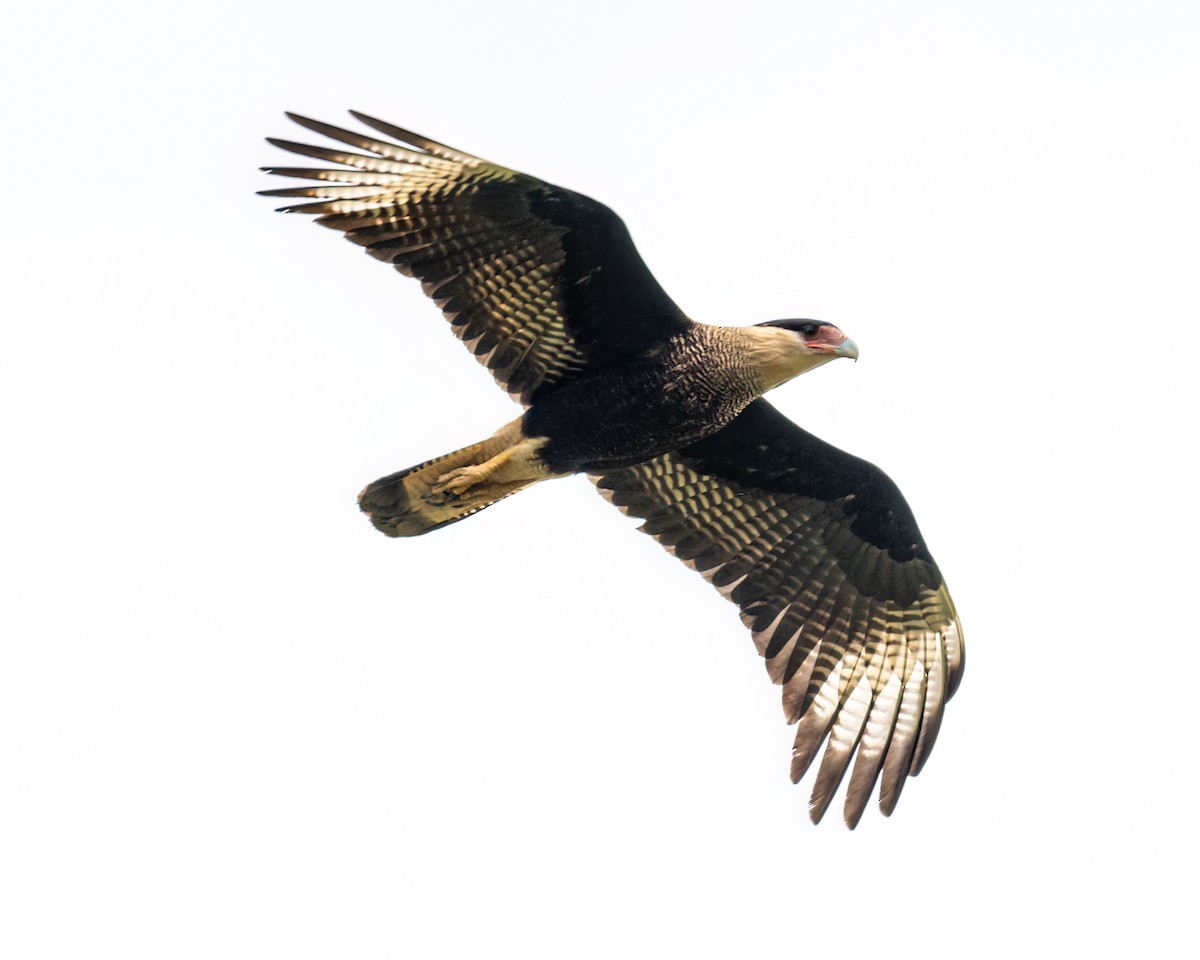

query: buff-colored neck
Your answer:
[729,326,837,393]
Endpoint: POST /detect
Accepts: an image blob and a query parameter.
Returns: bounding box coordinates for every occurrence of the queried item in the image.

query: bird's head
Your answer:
[747,319,859,391]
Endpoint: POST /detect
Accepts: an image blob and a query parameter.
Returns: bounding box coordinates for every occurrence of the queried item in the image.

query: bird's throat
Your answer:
[734,326,837,393]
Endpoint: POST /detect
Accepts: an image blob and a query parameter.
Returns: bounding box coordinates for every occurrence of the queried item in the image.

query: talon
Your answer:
[431,465,486,497]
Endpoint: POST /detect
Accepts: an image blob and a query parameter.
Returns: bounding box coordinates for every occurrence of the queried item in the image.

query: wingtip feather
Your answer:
[807,672,872,825]
[878,663,927,816]
[843,670,903,828]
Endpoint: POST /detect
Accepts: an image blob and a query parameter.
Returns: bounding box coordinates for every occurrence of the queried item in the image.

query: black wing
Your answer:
[592,399,964,828]
[261,112,693,405]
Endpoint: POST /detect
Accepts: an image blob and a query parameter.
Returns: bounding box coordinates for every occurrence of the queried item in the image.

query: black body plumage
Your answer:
[525,326,761,473]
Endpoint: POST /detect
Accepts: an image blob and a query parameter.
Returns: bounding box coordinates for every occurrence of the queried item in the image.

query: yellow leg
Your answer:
[429,434,560,501]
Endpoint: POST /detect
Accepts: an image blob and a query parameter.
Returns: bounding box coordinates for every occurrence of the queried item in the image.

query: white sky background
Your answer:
[2,1,1198,956]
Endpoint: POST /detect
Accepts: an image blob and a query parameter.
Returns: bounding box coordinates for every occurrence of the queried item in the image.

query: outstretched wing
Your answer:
[261,112,693,405]
[591,399,964,828]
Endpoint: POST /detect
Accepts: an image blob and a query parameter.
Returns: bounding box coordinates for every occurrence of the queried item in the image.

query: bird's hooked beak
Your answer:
[833,338,859,361]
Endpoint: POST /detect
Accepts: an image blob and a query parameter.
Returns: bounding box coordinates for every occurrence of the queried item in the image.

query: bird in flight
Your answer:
[261,112,964,828]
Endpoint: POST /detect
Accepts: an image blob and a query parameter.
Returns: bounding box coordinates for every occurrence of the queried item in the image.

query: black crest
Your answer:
[756,319,828,338]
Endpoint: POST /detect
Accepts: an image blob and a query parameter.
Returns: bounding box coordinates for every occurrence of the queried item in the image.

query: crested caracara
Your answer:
[261,112,964,828]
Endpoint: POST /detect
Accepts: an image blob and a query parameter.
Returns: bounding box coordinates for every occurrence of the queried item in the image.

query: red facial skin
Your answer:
[807,324,849,354]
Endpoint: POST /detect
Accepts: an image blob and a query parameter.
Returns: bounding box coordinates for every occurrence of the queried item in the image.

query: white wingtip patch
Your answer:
[808,671,873,824]
[790,656,843,784]
[843,671,903,828]
[879,661,927,816]
[910,632,948,776]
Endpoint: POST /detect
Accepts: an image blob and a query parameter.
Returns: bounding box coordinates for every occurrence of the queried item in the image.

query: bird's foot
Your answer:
[428,465,487,504]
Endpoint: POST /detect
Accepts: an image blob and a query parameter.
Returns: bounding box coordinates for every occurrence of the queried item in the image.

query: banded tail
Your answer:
[357,419,556,537]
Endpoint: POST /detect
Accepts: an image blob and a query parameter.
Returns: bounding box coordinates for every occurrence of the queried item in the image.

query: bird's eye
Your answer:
[797,322,820,338]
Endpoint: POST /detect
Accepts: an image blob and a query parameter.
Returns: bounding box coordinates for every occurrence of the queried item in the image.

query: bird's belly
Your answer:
[522,372,756,474]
